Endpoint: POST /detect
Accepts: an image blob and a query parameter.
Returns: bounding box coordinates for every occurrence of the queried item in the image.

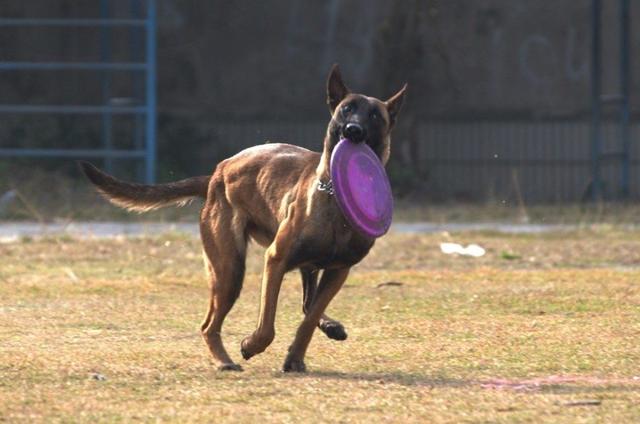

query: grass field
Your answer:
[2,228,640,422]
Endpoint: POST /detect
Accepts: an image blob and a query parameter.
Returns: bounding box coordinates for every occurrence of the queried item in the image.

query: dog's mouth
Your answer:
[331,123,376,150]
[333,126,373,145]
[342,136,369,145]
[341,123,367,144]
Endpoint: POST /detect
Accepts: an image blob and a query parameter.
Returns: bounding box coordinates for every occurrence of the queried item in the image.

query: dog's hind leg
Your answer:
[200,203,247,371]
[300,267,347,341]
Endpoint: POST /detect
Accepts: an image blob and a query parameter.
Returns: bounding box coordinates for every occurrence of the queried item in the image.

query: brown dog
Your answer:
[81,65,406,372]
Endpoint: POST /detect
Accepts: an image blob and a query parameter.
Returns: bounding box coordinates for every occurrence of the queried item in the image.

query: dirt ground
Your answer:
[1,228,639,422]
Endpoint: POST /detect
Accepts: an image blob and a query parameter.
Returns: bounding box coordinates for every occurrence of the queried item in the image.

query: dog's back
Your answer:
[80,142,317,220]
[212,143,319,227]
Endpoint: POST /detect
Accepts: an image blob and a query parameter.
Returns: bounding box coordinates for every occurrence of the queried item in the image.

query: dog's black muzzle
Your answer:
[342,123,366,143]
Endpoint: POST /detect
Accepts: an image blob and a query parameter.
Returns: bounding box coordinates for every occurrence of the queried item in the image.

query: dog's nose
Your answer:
[343,123,366,142]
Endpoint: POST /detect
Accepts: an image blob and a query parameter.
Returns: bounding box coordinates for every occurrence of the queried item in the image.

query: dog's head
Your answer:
[325,64,407,165]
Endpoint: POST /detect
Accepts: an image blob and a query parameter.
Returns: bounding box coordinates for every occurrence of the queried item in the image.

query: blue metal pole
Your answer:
[620,0,631,199]
[591,0,603,202]
[130,0,145,181]
[100,0,113,174]
[145,0,157,184]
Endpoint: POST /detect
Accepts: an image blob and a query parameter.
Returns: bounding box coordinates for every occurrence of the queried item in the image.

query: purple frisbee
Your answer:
[330,138,393,238]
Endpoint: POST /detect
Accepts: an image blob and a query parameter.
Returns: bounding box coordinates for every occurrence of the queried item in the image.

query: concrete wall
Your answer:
[2,1,638,118]
[1,1,639,201]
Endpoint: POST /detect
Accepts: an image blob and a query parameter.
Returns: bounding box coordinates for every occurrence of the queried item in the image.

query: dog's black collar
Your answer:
[316,179,334,196]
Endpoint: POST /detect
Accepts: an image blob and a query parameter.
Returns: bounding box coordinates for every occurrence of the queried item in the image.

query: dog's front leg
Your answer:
[240,243,287,360]
[284,267,350,372]
[300,268,348,341]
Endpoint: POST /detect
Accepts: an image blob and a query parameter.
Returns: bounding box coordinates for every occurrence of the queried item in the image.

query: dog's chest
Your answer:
[290,221,374,269]
[331,226,375,267]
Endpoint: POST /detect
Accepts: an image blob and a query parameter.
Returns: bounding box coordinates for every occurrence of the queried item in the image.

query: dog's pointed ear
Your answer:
[327,64,350,113]
[385,83,408,127]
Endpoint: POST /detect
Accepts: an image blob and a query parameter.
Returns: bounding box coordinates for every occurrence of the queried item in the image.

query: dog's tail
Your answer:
[79,161,210,212]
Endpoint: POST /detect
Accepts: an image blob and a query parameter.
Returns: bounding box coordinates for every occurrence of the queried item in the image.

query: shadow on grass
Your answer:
[279,370,469,389]
[276,370,640,394]
[538,385,640,395]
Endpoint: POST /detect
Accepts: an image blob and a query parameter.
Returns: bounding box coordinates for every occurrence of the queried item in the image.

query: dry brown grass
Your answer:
[1,229,640,422]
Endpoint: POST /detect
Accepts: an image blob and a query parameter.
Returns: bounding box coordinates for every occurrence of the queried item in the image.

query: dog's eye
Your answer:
[370,110,380,120]
[341,103,355,115]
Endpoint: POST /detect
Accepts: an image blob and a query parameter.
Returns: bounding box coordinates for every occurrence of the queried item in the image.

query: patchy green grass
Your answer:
[1,229,640,422]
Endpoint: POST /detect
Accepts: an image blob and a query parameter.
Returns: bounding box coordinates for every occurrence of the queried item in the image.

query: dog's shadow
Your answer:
[276,369,468,389]
[276,370,640,395]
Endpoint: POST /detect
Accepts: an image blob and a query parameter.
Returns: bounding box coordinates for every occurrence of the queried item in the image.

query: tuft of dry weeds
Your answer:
[1,229,640,422]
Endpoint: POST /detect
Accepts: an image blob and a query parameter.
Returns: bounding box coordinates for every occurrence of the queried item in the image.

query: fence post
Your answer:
[590,0,603,202]
[620,0,631,199]
[145,0,157,184]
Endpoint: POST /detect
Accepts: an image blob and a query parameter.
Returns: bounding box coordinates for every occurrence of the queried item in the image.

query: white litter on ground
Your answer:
[440,242,486,257]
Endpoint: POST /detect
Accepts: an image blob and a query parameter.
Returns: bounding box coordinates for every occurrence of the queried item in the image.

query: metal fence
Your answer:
[420,120,639,203]
[207,119,638,204]
[0,0,157,183]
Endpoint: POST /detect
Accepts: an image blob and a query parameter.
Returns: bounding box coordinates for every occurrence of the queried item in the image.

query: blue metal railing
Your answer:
[0,105,147,114]
[590,0,632,201]
[0,149,146,158]
[0,62,147,71]
[0,0,157,183]
[0,19,146,27]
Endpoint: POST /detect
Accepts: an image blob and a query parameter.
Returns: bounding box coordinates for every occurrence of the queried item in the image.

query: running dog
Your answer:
[80,65,406,372]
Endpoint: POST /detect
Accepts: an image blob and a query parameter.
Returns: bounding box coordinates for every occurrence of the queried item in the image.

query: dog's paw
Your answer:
[282,355,307,373]
[240,331,274,360]
[218,363,243,372]
[240,341,254,361]
[319,320,348,341]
